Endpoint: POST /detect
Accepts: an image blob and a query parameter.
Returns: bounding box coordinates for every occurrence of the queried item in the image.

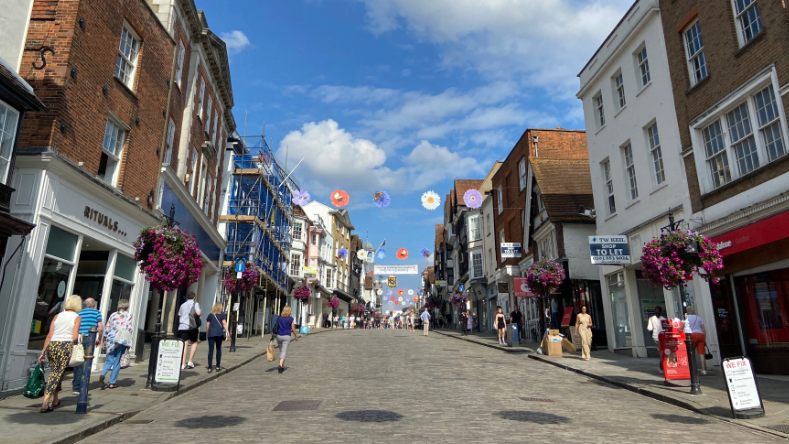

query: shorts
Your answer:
[691,332,706,354]
[179,328,198,343]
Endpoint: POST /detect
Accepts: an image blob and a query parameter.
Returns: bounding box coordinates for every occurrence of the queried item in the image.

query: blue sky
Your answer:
[199,0,632,295]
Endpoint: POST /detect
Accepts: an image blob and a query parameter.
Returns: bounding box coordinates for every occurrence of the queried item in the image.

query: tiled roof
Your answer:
[531,158,594,222]
[453,179,484,206]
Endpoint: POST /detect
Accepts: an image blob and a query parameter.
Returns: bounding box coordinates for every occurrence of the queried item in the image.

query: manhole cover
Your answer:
[124,419,154,424]
[766,425,789,434]
[273,400,322,411]
[519,397,554,402]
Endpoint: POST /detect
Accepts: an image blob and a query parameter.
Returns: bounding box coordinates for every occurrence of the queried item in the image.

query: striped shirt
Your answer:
[78,308,102,334]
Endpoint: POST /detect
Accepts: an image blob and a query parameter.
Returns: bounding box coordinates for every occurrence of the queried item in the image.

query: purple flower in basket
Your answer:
[293,285,311,302]
[463,189,483,209]
[292,189,310,207]
[338,247,348,259]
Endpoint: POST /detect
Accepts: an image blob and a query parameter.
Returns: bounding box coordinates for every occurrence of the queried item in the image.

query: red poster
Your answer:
[658,321,690,382]
[560,307,573,327]
[513,278,537,297]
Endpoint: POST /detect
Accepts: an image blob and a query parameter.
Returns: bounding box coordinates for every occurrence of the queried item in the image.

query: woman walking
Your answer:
[38,295,82,412]
[686,307,708,375]
[100,299,134,389]
[495,306,507,345]
[575,306,593,361]
[275,306,298,373]
[647,306,667,372]
[206,303,229,373]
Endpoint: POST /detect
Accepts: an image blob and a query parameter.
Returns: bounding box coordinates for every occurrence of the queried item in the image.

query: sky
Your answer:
[198,0,633,298]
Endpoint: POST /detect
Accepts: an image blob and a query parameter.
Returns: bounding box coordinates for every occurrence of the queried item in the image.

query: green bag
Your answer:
[23,363,45,399]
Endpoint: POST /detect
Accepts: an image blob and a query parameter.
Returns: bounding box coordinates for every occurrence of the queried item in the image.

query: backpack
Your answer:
[188,301,202,329]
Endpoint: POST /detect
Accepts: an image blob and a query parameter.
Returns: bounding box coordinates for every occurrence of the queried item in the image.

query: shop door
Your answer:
[710,277,744,359]
[636,272,666,356]
[736,272,789,345]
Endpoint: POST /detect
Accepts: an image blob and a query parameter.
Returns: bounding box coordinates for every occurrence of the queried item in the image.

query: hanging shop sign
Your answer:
[513,278,537,298]
[500,242,522,259]
[722,357,765,418]
[155,339,184,384]
[375,265,419,275]
[589,235,630,265]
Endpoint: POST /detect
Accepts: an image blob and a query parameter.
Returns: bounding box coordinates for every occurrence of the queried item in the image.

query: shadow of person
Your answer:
[495,411,571,424]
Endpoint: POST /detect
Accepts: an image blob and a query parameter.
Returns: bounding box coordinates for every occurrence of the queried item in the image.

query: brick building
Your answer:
[659,0,789,374]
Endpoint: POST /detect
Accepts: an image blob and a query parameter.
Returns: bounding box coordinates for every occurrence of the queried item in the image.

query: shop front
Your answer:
[0,154,159,390]
[709,210,789,375]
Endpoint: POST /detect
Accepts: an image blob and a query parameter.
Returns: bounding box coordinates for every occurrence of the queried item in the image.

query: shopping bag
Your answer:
[23,363,46,399]
[266,339,277,362]
[68,336,85,367]
[120,348,131,368]
[299,325,310,335]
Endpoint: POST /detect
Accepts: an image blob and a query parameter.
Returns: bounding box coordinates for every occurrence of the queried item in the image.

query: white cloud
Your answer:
[311,85,399,104]
[357,0,632,96]
[219,30,251,54]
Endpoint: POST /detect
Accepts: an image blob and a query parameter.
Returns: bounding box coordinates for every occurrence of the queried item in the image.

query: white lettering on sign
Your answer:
[716,240,732,250]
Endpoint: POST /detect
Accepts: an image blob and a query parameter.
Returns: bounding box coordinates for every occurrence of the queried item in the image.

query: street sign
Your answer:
[500,242,522,258]
[235,259,245,273]
[589,235,630,265]
[304,267,318,278]
[513,278,538,298]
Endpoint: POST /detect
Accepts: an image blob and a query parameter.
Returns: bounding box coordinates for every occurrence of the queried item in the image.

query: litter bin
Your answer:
[510,324,520,347]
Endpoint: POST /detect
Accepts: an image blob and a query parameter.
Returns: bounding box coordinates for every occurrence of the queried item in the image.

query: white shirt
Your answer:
[686,314,704,334]
[51,311,79,342]
[647,315,666,341]
[178,300,201,331]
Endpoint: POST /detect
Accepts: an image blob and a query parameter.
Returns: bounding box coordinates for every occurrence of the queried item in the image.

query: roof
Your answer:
[530,158,595,222]
[453,179,484,207]
[0,56,45,111]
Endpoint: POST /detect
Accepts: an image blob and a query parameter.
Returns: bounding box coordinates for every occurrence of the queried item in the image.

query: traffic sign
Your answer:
[235,258,245,273]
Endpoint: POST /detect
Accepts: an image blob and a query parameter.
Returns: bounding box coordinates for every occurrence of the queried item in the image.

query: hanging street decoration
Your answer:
[377,249,386,259]
[331,189,349,207]
[338,247,348,259]
[463,189,483,209]
[357,250,369,260]
[291,189,310,207]
[377,289,383,295]
[397,248,409,260]
[390,296,395,301]
[420,248,430,258]
[413,296,419,302]
[373,191,391,208]
[387,289,393,296]
[422,191,440,210]
[387,276,397,288]
[408,289,414,295]
[418,289,424,295]
[397,289,404,296]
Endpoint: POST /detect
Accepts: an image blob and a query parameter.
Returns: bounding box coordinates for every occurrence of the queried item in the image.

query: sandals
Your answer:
[108,384,117,389]
[39,407,53,413]
[52,401,61,408]
[215,366,222,371]
[207,368,213,374]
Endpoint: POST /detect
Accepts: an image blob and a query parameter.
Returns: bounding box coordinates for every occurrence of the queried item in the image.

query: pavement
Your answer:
[68,328,783,443]
[0,328,335,444]
[436,328,789,440]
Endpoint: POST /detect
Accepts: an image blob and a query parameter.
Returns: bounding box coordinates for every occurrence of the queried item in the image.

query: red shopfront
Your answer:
[710,210,789,375]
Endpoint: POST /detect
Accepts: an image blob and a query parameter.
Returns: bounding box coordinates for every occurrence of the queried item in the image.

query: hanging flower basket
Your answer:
[293,285,311,303]
[641,230,724,290]
[133,226,203,291]
[525,258,566,294]
[351,303,366,313]
[327,296,340,309]
[223,263,259,295]
[451,293,468,305]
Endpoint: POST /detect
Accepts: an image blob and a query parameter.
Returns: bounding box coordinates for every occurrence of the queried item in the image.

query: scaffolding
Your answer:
[221,138,298,292]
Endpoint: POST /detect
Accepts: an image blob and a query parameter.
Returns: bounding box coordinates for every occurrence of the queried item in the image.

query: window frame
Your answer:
[175,41,185,88]
[164,118,176,165]
[206,96,213,130]
[115,24,140,89]
[635,44,650,88]
[0,99,20,185]
[622,142,638,200]
[290,252,302,276]
[469,249,483,279]
[518,157,527,190]
[646,122,666,186]
[602,159,616,215]
[683,20,709,87]
[467,214,481,241]
[197,77,206,120]
[100,115,128,186]
[613,70,626,110]
[292,222,303,241]
[731,0,763,47]
[496,185,503,214]
[594,92,606,128]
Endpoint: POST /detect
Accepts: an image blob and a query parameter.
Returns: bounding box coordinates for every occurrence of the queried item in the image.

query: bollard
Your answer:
[75,325,98,414]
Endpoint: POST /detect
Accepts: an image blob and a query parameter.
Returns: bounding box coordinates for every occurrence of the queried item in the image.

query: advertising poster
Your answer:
[722,357,763,414]
[155,340,184,383]
[658,327,690,382]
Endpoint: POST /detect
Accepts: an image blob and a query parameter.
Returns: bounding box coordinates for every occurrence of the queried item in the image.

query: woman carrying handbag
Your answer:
[275,306,298,373]
[205,303,229,373]
[100,299,133,389]
[38,295,82,412]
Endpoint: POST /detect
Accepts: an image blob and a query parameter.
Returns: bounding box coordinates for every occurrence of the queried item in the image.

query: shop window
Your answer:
[115,253,137,282]
[637,272,666,352]
[100,117,126,186]
[29,226,79,350]
[0,99,20,184]
[607,272,631,348]
[737,272,789,346]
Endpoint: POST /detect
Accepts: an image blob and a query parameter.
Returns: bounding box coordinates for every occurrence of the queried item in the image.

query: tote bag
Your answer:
[68,336,85,367]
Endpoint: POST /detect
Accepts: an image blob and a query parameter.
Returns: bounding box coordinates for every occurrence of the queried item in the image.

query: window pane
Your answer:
[762,121,786,161]
[109,279,133,315]
[734,136,759,175]
[727,103,753,143]
[115,253,137,282]
[45,226,79,261]
[607,273,631,348]
[29,258,74,350]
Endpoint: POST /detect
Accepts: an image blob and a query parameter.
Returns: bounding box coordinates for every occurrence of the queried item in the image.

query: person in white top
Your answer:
[38,295,82,413]
[349,315,355,329]
[647,306,667,372]
[685,306,708,375]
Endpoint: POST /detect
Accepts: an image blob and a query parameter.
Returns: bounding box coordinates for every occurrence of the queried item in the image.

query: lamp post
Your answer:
[661,210,702,395]
[229,261,242,353]
[75,326,97,414]
[145,204,178,391]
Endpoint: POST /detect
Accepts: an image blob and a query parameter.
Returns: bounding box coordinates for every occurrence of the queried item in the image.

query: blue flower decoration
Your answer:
[420,248,430,258]
[338,247,348,259]
[373,191,391,208]
[377,249,386,259]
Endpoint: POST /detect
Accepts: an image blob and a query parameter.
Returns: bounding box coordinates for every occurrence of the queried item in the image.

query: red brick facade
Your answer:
[19,0,174,205]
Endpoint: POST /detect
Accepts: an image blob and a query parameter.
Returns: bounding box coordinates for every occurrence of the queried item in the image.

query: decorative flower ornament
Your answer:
[331,190,349,207]
[387,290,393,296]
[133,227,202,291]
[397,248,408,260]
[398,296,403,301]
[357,250,368,260]
[377,249,386,259]
[398,289,404,296]
[420,248,430,258]
[338,247,348,259]
[291,189,310,207]
[293,285,311,302]
[377,289,383,295]
[413,296,419,302]
[640,230,724,289]
[373,191,391,208]
[463,189,483,209]
[390,296,395,301]
[408,289,414,295]
[422,191,440,210]
[418,289,424,295]
[223,263,259,295]
[328,296,340,309]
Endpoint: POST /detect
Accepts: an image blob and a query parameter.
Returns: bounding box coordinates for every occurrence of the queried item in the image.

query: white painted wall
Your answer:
[0,0,34,71]
[563,224,599,280]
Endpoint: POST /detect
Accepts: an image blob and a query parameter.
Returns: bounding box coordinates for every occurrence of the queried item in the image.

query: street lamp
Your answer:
[661,210,702,395]
[145,204,179,391]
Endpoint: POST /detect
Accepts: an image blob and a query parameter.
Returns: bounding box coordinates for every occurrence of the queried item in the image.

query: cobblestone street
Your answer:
[78,330,782,444]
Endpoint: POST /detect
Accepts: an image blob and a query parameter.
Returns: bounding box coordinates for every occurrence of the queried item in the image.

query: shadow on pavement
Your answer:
[651,413,710,424]
[495,411,570,424]
[5,410,87,425]
[336,410,403,422]
[174,415,247,428]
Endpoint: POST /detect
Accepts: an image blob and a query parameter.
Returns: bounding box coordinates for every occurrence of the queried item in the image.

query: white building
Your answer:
[577,0,703,359]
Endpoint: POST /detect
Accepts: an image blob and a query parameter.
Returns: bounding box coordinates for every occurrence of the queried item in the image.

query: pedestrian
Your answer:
[342,314,347,329]
[205,303,229,373]
[349,314,355,329]
[510,305,523,340]
[685,307,708,375]
[647,306,667,372]
[467,312,474,335]
[333,314,339,329]
[178,292,201,370]
[323,312,329,329]
[460,311,468,336]
[495,306,507,345]
[100,299,134,389]
[73,297,103,395]
[574,306,593,361]
[38,295,82,413]
[275,306,298,373]
[420,308,431,336]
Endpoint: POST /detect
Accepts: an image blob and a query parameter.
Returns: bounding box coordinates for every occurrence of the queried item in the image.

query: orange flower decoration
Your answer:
[390,296,395,301]
[331,190,349,207]
[398,289,404,296]
[413,296,419,302]
[397,248,408,260]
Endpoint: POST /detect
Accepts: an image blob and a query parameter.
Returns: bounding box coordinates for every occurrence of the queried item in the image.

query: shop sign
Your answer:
[500,242,522,259]
[710,210,789,256]
[387,276,397,288]
[374,265,419,275]
[304,267,318,278]
[83,206,128,237]
[722,357,764,415]
[154,340,184,383]
[589,235,630,265]
[513,277,537,298]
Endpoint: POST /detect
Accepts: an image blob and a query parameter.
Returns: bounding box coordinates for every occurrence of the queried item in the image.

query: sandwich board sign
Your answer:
[722,357,765,419]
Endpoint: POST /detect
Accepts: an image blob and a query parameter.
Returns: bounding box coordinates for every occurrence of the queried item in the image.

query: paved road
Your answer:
[79,329,782,443]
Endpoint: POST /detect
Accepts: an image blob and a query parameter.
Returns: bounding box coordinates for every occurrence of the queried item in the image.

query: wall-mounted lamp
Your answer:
[147,190,155,207]
[78,17,85,29]
[70,67,77,79]
[60,122,67,133]
[102,85,108,96]
[135,117,140,126]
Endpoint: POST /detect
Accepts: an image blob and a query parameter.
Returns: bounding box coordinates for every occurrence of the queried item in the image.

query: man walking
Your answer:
[178,292,201,370]
[420,308,431,336]
[510,305,524,341]
[73,298,103,395]
[460,310,469,336]
[323,311,329,329]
